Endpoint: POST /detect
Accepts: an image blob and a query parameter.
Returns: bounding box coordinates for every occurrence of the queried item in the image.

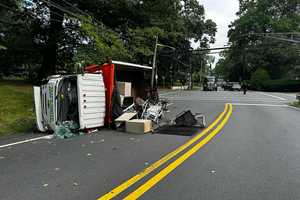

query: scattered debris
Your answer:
[129,137,135,141]
[210,170,216,174]
[44,135,54,140]
[141,99,168,124]
[54,121,79,139]
[99,139,105,143]
[86,129,98,134]
[112,146,117,150]
[54,168,60,171]
[144,161,149,166]
[73,182,79,186]
[0,156,5,160]
[86,153,92,157]
[81,144,86,148]
[90,140,95,144]
[173,110,206,128]
[154,110,207,136]
[42,183,49,187]
[115,112,137,128]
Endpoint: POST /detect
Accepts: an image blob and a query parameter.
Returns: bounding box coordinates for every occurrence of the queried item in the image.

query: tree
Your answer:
[250,68,270,90]
[217,0,300,82]
[0,0,217,84]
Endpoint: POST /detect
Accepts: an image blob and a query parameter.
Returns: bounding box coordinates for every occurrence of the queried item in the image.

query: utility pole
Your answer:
[188,49,193,90]
[151,36,175,91]
[151,36,158,91]
[199,59,203,89]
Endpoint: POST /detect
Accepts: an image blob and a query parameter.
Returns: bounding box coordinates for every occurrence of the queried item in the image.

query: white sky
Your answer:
[193,0,239,67]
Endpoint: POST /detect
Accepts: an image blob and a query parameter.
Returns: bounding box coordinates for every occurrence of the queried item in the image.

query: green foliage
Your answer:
[216,0,300,83]
[127,27,164,64]
[250,68,270,90]
[0,0,217,84]
[261,79,300,92]
[75,16,131,65]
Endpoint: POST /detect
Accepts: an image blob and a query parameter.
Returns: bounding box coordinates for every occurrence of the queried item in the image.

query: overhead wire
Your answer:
[60,0,87,16]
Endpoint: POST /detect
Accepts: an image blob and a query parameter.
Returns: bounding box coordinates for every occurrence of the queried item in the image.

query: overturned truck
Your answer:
[34,74,106,132]
[34,61,152,133]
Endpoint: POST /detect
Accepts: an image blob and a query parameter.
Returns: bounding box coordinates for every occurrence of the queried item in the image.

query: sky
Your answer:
[193,0,239,67]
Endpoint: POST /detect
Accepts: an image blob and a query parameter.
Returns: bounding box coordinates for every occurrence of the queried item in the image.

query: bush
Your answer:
[261,79,300,92]
[250,68,270,90]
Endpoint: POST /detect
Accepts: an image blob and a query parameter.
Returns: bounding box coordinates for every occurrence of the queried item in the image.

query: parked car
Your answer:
[223,82,233,91]
[232,82,242,91]
[203,76,217,91]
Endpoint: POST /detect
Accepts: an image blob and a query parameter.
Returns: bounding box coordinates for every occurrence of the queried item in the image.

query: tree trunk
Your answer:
[38,1,64,82]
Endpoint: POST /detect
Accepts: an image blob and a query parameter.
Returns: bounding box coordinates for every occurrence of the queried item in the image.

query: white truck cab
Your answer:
[33,73,105,132]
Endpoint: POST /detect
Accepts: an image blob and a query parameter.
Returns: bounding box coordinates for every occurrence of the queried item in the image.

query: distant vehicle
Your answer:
[232,82,241,91]
[297,93,300,102]
[204,76,217,91]
[223,82,233,91]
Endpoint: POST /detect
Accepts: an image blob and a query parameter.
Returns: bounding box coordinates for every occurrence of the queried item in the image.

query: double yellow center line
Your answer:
[98,103,233,200]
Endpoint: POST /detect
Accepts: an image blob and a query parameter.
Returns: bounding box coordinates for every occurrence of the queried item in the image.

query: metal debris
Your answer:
[73,182,79,186]
[42,183,49,187]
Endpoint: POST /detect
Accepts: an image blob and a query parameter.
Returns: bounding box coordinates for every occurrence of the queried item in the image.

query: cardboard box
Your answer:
[115,112,136,123]
[126,119,152,134]
[117,82,132,97]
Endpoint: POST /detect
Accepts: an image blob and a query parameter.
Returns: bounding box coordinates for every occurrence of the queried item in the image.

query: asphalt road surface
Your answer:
[0,90,299,200]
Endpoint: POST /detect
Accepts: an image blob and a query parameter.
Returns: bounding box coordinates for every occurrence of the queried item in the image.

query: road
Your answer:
[0,90,299,200]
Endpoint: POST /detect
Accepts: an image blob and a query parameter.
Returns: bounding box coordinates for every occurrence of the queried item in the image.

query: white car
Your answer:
[33,73,106,132]
[232,82,241,91]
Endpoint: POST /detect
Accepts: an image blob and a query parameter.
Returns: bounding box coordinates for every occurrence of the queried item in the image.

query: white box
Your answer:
[117,82,131,97]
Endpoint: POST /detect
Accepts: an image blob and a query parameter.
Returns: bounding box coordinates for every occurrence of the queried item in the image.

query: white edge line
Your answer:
[232,103,288,107]
[260,92,287,101]
[287,105,300,111]
[0,135,53,149]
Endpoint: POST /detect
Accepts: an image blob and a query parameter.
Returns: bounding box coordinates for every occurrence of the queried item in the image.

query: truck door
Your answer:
[77,74,106,129]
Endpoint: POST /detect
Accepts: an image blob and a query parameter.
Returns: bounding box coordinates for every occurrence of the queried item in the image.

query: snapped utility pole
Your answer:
[151,36,176,91]
[151,36,158,91]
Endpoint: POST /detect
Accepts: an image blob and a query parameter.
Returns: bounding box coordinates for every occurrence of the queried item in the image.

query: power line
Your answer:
[264,35,300,44]
[60,0,86,16]
[0,2,14,10]
[39,0,81,19]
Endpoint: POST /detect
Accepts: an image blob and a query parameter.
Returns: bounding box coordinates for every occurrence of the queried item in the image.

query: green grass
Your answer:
[0,80,35,135]
[290,101,300,108]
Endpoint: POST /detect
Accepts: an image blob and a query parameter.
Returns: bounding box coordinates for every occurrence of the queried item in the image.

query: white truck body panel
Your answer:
[33,86,47,132]
[34,73,105,132]
[77,73,106,129]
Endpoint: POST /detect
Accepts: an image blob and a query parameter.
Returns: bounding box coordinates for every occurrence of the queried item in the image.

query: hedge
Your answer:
[261,79,300,92]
